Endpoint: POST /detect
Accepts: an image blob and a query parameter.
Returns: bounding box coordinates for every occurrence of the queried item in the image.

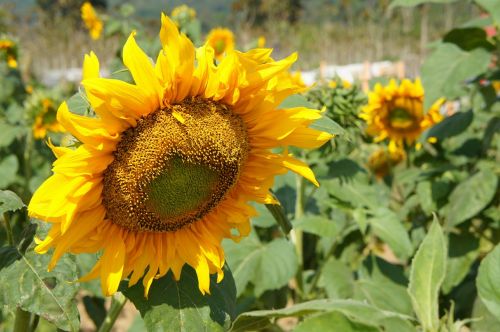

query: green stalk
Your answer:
[13,308,31,332]
[23,131,33,199]
[292,174,305,296]
[97,293,127,332]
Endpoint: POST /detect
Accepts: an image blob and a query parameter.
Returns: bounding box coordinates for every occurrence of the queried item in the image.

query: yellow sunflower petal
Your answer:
[123,32,162,108]
[100,234,126,296]
[57,102,118,150]
[282,155,319,187]
[83,51,100,80]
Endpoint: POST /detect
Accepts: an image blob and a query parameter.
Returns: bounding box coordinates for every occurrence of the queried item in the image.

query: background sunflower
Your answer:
[360,78,444,147]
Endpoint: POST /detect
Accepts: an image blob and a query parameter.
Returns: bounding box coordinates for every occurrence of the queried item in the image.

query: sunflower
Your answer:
[205,27,234,61]
[29,14,332,297]
[360,79,444,146]
[367,142,406,178]
[328,79,351,89]
[493,80,500,95]
[0,38,18,68]
[32,98,65,139]
[171,4,196,22]
[81,2,103,40]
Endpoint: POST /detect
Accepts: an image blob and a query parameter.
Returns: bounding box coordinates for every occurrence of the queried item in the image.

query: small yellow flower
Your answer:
[328,80,351,89]
[81,2,103,40]
[32,98,65,139]
[492,81,500,94]
[0,38,18,68]
[171,4,196,22]
[0,40,14,49]
[360,78,444,146]
[205,28,234,61]
[427,136,438,144]
[6,55,17,68]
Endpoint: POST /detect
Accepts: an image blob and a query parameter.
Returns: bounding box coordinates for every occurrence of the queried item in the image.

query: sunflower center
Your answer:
[214,39,226,54]
[389,107,414,129]
[102,97,249,232]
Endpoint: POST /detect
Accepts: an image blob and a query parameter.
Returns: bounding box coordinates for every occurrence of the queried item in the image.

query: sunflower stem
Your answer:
[292,174,305,297]
[23,130,33,200]
[13,307,31,332]
[97,293,127,332]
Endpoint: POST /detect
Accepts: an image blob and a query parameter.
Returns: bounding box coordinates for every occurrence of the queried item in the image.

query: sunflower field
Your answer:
[0,0,499,331]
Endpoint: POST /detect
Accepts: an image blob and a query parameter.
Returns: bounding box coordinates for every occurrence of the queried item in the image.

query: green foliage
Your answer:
[223,232,298,297]
[421,44,491,110]
[0,250,80,331]
[390,0,458,8]
[0,190,24,214]
[446,168,497,226]
[408,219,447,331]
[477,245,500,320]
[294,311,380,332]
[475,0,500,24]
[121,265,236,332]
[230,299,415,332]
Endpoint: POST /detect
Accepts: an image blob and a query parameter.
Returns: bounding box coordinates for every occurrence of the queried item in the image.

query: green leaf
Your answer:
[293,215,338,238]
[250,202,275,228]
[368,208,414,261]
[0,190,25,214]
[477,245,500,321]
[416,181,435,215]
[66,92,90,116]
[476,0,500,24]
[230,299,414,332]
[423,110,473,141]
[390,0,458,8]
[319,257,354,299]
[0,246,21,270]
[279,94,314,109]
[356,278,413,316]
[421,43,490,110]
[295,311,380,332]
[471,296,500,331]
[121,265,236,332]
[82,295,106,328]
[310,116,346,136]
[223,234,297,296]
[0,121,24,147]
[442,232,479,294]
[446,169,497,226]
[0,250,80,331]
[0,155,19,189]
[326,179,388,210]
[482,116,500,155]
[408,218,447,332]
[442,28,495,51]
[265,200,292,234]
